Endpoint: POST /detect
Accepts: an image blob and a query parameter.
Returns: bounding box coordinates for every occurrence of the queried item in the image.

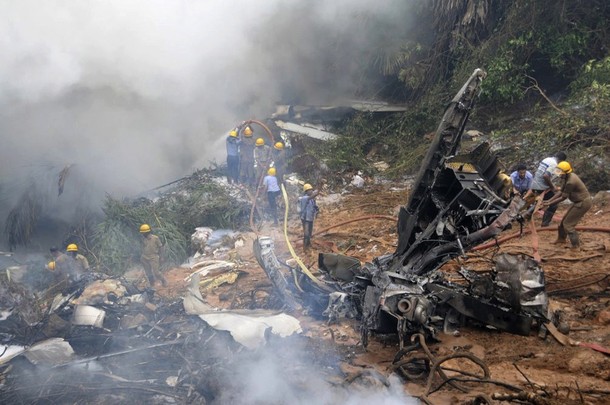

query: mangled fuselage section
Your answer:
[254,69,548,346]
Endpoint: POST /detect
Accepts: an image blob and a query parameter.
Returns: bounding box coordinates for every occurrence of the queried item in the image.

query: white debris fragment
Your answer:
[184,260,236,282]
[191,227,213,253]
[0,345,26,365]
[23,338,75,366]
[72,305,106,328]
[372,161,389,172]
[183,275,302,349]
[196,312,302,349]
[0,309,13,321]
[351,174,365,188]
[73,279,127,305]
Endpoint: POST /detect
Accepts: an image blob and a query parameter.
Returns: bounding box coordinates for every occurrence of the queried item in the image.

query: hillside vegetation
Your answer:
[319,0,610,190]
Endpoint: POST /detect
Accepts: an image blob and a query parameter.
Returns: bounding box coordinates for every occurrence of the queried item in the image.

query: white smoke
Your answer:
[0,0,414,245]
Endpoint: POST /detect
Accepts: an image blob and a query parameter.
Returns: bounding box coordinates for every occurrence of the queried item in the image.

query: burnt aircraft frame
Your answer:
[255,68,547,348]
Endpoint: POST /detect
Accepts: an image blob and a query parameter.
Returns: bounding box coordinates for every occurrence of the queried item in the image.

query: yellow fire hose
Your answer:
[280,184,328,289]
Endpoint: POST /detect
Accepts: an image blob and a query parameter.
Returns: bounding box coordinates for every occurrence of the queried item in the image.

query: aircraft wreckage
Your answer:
[254,68,549,348]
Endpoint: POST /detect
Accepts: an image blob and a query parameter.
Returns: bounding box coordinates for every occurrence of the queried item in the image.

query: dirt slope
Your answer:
[159,181,610,404]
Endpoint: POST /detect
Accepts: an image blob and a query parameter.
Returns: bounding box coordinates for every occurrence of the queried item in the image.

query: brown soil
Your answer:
[159,183,610,404]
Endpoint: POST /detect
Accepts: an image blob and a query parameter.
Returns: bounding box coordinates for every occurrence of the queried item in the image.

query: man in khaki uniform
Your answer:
[139,224,167,286]
[66,243,90,272]
[254,138,272,185]
[48,246,79,287]
[543,161,591,249]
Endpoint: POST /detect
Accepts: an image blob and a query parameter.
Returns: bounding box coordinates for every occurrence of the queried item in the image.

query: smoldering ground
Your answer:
[0,0,414,247]
[2,322,416,404]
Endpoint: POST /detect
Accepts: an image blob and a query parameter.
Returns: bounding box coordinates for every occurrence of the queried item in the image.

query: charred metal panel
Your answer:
[426,283,533,336]
[394,69,486,260]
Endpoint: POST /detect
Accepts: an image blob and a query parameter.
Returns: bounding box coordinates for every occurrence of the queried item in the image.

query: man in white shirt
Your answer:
[262,167,281,225]
[524,151,566,226]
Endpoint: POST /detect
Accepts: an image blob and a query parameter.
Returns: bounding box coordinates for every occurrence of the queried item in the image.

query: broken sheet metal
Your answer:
[183,258,241,293]
[199,271,241,291]
[183,275,302,349]
[23,338,75,366]
[184,260,237,282]
[255,69,549,347]
[72,279,127,305]
[72,305,106,328]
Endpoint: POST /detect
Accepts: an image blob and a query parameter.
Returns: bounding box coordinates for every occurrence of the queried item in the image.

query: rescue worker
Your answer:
[524,151,567,226]
[139,224,167,287]
[498,172,512,200]
[543,161,591,249]
[226,129,240,184]
[272,141,287,185]
[254,138,272,184]
[66,243,90,272]
[239,126,256,186]
[510,163,533,196]
[49,246,79,284]
[261,167,281,225]
[298,183,319,249]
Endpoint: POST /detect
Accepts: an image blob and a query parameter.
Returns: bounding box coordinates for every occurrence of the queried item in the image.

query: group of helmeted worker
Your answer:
[46,243,90,288]
[508,151,591,250]
[225,125,287,187]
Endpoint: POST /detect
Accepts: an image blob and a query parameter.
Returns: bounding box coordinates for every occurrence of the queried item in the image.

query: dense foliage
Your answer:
[320,0,610,189]
[91,171,249,274]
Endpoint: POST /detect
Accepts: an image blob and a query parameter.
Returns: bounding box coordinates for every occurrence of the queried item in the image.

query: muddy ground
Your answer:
[153,181,610,404]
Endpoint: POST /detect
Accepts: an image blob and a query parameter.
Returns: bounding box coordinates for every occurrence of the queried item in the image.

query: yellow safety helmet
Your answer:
[67,243,78,252]
[244,127,253,136]
[303,183,313,192]
[255,138,265,146]
[555,161,573,174]
[268,167,276,176]
[229,130,238,137]
[274,142,284,150]
[140,224,151,233]
[47,261,56,271]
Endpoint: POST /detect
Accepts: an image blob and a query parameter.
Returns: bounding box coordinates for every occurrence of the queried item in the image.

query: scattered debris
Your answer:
[183,275,302,349]
[351,173,365,188]
[255,69,549,350]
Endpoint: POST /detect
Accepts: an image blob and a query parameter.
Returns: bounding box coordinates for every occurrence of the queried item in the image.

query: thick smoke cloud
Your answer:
[0,0,413,245]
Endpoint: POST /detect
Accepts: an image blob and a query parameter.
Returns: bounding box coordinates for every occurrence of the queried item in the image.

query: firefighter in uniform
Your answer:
[139,224,167,287]
[254,138,272,185]
[66,243,90,272]
[239,126,256,186]
[543,161,592,250]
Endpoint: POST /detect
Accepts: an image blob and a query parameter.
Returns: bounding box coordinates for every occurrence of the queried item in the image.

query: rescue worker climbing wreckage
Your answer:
[544,161,592,250]
[139,224,167,287]
[239,126,256,187]
[225,129,240,184]
[298,183,319,249]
